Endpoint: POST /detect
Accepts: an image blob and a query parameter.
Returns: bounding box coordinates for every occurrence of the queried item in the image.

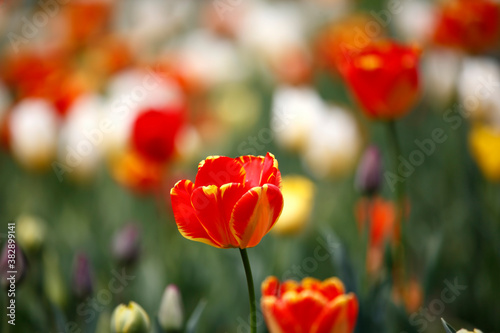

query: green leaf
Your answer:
[441,318,457,333]
[185,299,207,333]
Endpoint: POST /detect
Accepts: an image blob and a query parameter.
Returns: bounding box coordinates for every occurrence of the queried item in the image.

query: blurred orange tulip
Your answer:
[170,153,283,249]
[433,0,500,54]
[340,40,420,119]
[261,276,358,333]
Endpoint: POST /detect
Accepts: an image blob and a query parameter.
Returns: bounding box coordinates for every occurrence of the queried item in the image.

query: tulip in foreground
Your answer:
[340,40,420,119]
[170,152,284,333]
[261,276,358,333]
[170,153,283,249]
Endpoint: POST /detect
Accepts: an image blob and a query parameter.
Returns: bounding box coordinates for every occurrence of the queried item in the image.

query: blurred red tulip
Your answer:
[131,107,185,164]
[170,153,283,249]
[433,0,500,54]
[261,276,358,333]
[340,40,420,119]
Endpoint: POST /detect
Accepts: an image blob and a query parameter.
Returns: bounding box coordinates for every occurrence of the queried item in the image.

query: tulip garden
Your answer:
[1,0,500,332]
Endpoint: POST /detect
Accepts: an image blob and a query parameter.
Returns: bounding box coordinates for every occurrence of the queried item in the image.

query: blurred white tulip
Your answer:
[271,86,325,152]
[9,99,59,171]
[58,95,106,181]
[458,56,500,125]
[423,48,463,108]
[302,105,362,179]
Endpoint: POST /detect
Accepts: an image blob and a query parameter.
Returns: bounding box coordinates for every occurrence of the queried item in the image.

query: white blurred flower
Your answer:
[393,0,436,44]
[237,2,306,61]
[271,86,324,152]
[423,48,463,107]
[114,0,194,57]
[302,105,362,179]
[457,57,500,124]
[9,99,59,171]
[58,95,106,181]
[173,30,247,88]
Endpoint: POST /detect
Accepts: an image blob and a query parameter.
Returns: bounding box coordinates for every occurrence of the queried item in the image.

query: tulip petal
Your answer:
[195,156,246,188]
[311,293,359,333]
[238,153,281,188]
[170,180,220,248]
[262,276,280,297]
[320,278,346,301]
[230,184,284,248]
[262,296,302,333]
[282,290,329,332]
[191,185,240,248]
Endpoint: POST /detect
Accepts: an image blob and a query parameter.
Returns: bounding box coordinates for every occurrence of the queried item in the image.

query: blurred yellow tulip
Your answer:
[469,124,500,181]
[271,175,315,235]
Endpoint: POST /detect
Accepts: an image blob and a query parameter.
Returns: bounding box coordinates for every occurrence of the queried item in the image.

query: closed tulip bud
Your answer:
[355,145,382,196]
[111,301,150,333]
[72,253,93,299]
[112,224,141,266]
[0,242,28,289]
[158,285,184,331]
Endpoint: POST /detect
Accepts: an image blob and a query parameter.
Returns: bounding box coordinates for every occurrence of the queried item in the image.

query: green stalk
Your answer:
[386,120,408,287]
[239,248,256,333]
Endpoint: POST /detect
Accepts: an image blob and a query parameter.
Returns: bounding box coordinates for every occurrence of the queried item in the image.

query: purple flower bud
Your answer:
[0,241,28,289]
[112,224,141,266]
[72,253,93,299]
[355,145,382,196]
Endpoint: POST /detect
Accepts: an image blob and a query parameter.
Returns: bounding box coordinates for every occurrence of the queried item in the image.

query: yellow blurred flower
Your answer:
[111,301,150,333]
[457,330,483,333]
[271,175,315,235]
[17,214,47,254]
[469,124,500,181]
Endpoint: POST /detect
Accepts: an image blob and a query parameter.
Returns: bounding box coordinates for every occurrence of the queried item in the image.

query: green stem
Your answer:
[239,248,256,333]
[386,121,408,287]
[387,121,405,227]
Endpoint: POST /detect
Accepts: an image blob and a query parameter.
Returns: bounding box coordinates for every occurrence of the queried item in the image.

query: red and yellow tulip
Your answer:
[170,153,283,249]
[340,40,420,119]
[261,276,358,333]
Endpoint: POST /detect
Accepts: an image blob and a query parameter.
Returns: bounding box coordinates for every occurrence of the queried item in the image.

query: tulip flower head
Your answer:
[170,153,283,249]
[340,40,421,119]
[354,145,382,196]
[469,124,500,182]
[131,107,185,164]
[158,284,184,331]
[111,301,150,333]
[433,0,500,54]
[261,276,358,333]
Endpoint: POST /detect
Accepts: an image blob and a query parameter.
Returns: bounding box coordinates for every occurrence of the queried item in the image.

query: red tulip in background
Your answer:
[433,0,500,54]
[261,276,358,333]
[340,40,420,119]
[170,153,283,249]
[131,107,185,163]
